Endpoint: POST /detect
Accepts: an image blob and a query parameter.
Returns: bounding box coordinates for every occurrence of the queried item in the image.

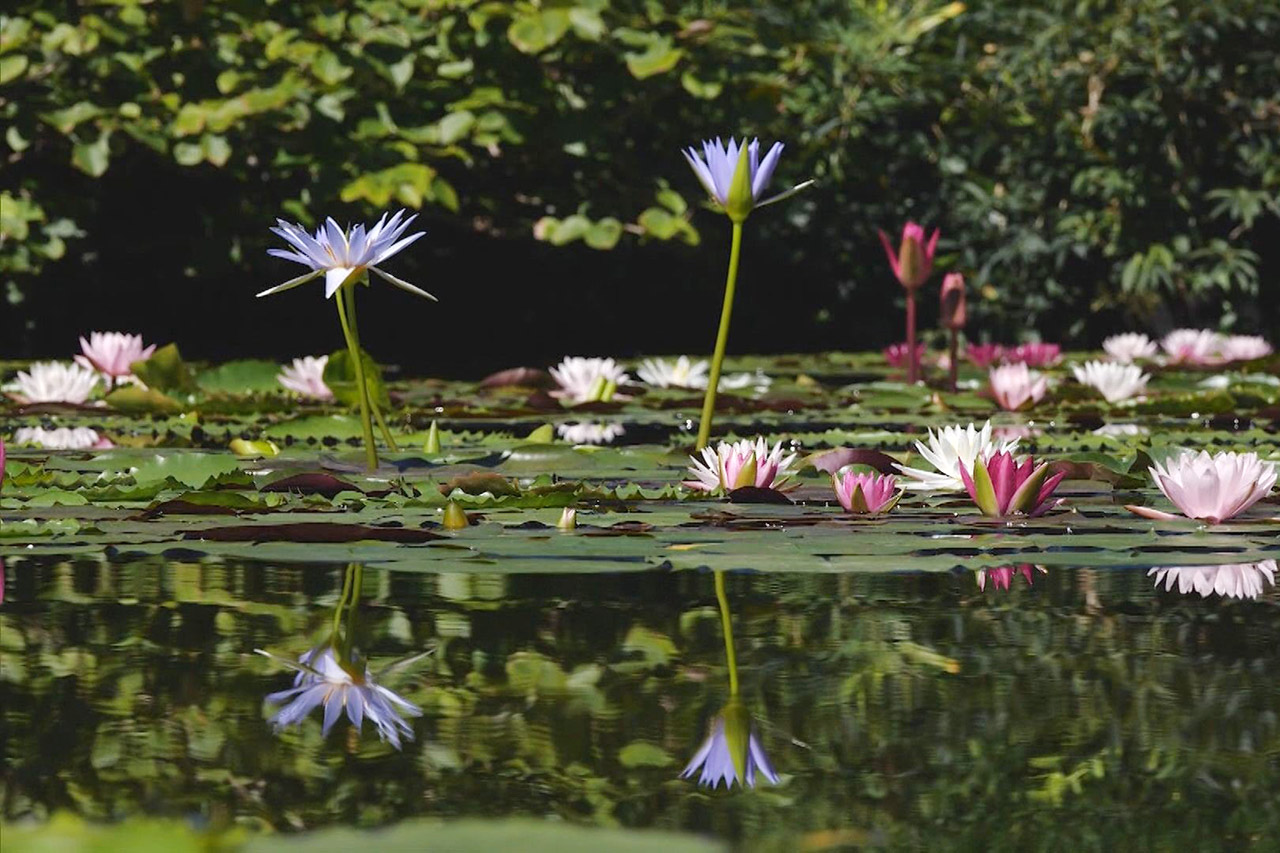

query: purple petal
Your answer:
[752,142,784,199]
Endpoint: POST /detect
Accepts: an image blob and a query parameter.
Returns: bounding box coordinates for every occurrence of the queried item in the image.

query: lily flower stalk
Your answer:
[959,451,1066,518]
[939,273,966,391]
[878,222,939,384]
[681,570,779,789]
[261,210,432,469]
[683,138,812,450]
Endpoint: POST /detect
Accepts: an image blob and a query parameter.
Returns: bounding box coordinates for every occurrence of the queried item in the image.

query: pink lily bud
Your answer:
[878,222,939,291]
[940,273,966,330]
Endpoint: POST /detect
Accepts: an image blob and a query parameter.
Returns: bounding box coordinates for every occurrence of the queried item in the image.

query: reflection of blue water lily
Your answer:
[260,645,423,749]
[682,700,779,789]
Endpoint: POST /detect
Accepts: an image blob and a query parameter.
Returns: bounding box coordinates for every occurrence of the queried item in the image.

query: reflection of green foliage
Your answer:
[2,558,1278,848]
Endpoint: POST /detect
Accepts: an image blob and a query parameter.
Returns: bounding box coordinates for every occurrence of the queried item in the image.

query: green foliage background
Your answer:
[1,0,1277,367]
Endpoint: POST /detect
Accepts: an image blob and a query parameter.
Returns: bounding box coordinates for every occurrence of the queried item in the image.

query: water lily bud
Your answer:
[724,143,755,223]
[940,273,966,330]
[557,507,577,530]
[424,420,442,454]
[442,501,469,530]
[526,423,555,443]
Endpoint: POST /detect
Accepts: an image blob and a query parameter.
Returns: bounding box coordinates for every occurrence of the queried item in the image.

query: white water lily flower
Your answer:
[719,369,773,396]
[260,209,432,300]
[897,421,1020,492]
[13,426,111,450]
[549,356,631,403]
[278,356,333,400]
[1102,333,1158,363]
[1148,561,1277,600]
[637,356,710,389]
[1071,360,1150,403]
[1161,328,1226,365]
[685,437,797,493]
[556,422,625,445]
[1221,335,1272,362]
[4,362,100,404]
[1092,423,1148,438]
[259,645,423,750]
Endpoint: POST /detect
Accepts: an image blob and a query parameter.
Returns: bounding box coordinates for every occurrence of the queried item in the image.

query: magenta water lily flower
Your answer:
[989,362,1047,411]
[959,451,1066,518]
[75,332,155,385]
[681,701,779,790]
[261,210,431,301]
[965,343,1006,369]
[685,437,796,494]
[977,564,1046,591]
[1126,450,1277,524]
[883,342,929,371]
[832,469,902,514]
[1006,342,1061,368]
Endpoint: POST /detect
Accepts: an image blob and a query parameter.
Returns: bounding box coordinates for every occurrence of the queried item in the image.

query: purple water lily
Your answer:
[681,701,779,790]
[682,138,811,216]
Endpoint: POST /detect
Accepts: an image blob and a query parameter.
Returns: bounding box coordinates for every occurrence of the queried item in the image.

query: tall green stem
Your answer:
[695,222,744,451]
[331,562,355,641]
[343,284,399,452]
[335,288,378,470]
[714,570,740,697]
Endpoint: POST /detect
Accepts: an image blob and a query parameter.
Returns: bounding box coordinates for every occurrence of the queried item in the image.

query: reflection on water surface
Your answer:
[1,555,1278,849]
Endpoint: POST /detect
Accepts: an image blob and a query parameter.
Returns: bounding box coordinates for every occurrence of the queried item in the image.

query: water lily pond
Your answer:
[3,351,1279,850]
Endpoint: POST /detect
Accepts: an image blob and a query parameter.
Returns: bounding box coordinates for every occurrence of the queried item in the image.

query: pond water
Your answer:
[2,351,1279,849]
[3,555,1278,849]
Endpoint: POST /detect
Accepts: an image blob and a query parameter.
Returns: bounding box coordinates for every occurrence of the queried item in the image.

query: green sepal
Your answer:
[850,482,869,513]
[971,460,1000,517]
[721,700,751,784]
[730,453,757,490]
[725,143,754,223]
[423,420,442,455]
[1007,463,1050,516]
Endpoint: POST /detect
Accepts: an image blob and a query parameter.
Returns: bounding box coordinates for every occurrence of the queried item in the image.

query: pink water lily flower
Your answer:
[1006,342,1061,368]
[959,452,1066,518]
[965,343,1006,369]
[685,437,796,494]
[977,564,1046,591]
[988,363,1047,411]
[878,222,939,291]
[832,469,902,514]
[278,355,333,400]
[75,332,155,385]
[1126,450,1277,524]
[1221,335,1272,362]
[1161,328,1226,365]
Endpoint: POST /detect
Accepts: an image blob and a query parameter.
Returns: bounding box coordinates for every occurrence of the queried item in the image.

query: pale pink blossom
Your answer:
[685,437,796,494]
[988,363,1047,411]
[1161,328,1226,365]
[1103,333,1158,363]
[278,356,333,400]
[74,332,155,384]
[1127,450,1277,524]
[1148,561,1276,600]
[1220,335,1272,362]
[832,469,901,514]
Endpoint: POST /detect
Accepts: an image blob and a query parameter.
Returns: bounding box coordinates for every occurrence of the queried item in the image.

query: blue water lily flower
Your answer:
[259,210,433,300]
[681,701,780,789]
[259,645,423,749]
[682,138,812,216]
